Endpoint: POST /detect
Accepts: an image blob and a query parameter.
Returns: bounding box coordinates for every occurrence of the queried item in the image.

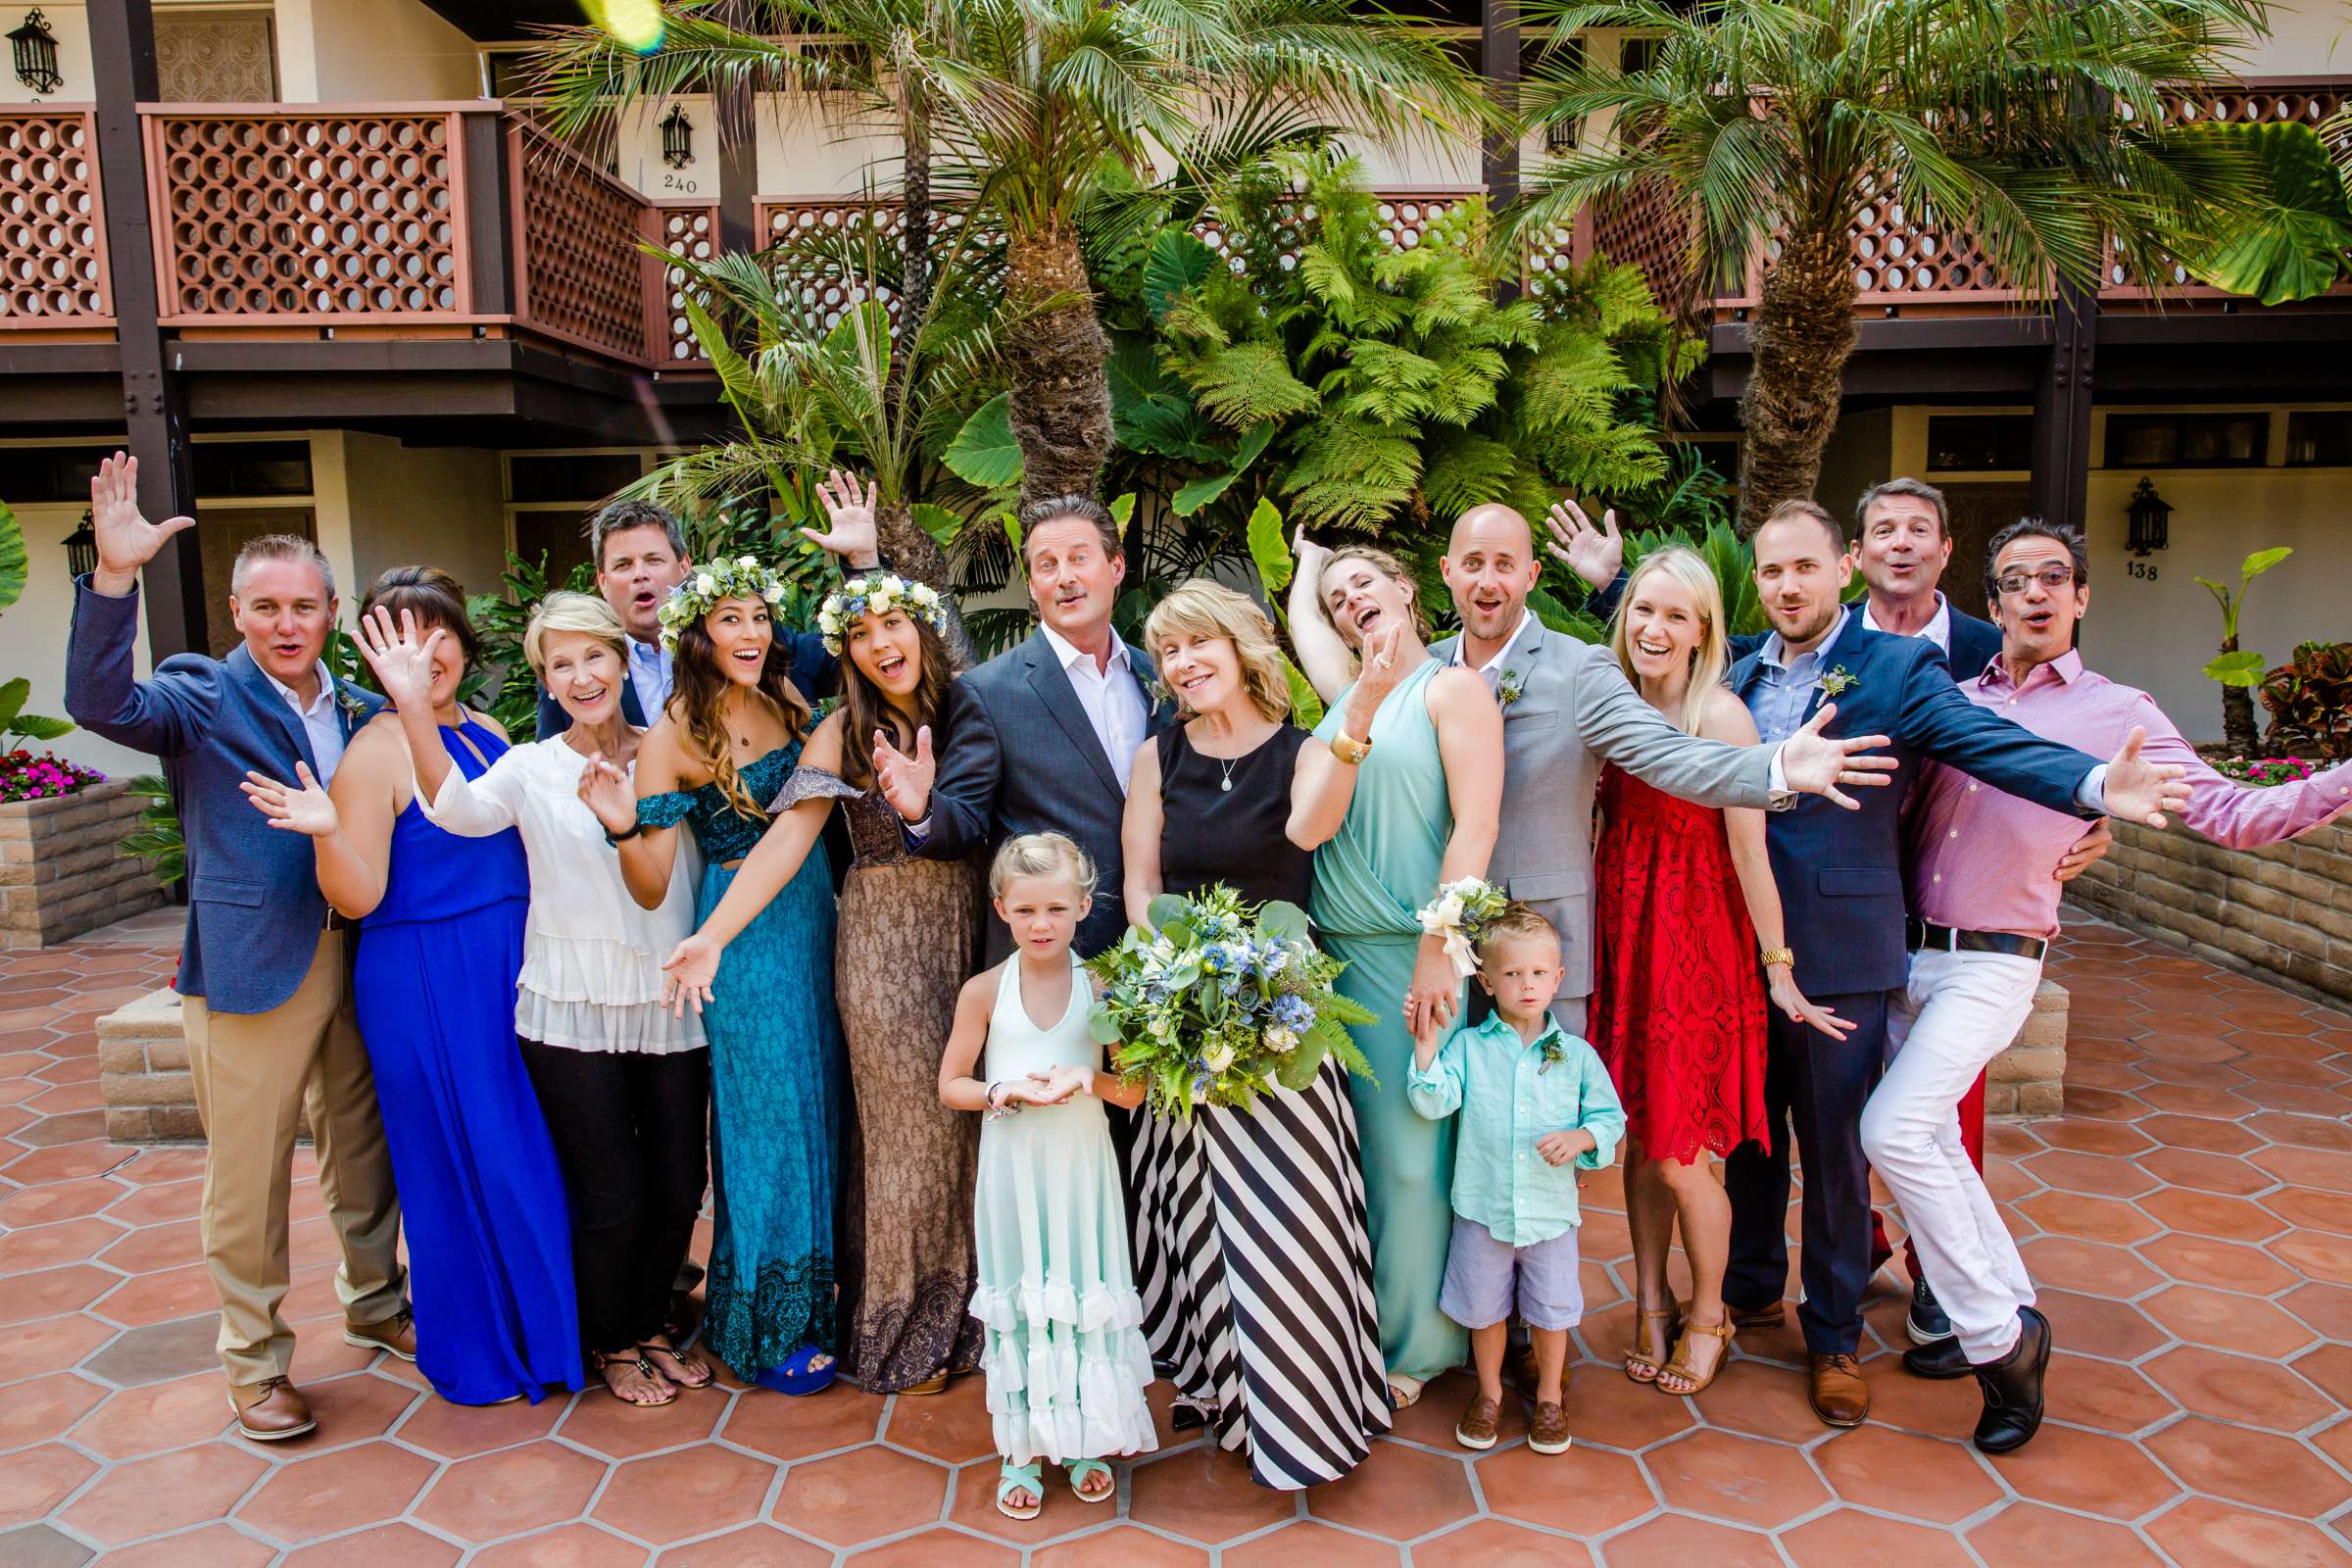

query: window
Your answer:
[508,452,650,586]
[193,441,313,498]
[2103,413,2268,468]
[1619,36,1662,74]
[1927,416,2034,472]
[2284,412,2352,466]
[0,446,104,503]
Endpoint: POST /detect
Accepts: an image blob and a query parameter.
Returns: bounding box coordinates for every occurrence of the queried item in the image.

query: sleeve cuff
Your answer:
[1766,743,1795,808]
[2076,762,2108,814]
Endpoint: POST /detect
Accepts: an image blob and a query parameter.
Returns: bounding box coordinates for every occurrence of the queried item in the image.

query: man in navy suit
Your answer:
[1717,498,2188,1429]
[66,454,412,1444]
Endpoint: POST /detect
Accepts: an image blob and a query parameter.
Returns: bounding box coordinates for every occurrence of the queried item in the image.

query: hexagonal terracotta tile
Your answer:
[1597,1511,1782,1567]
[2142,1285,2320,1355]
[278,1522,463,1568]
[2044,1354,2179,1436]
[2142,1346,2337,1432]
[2020,1151,2157,1200]
[1989,1424,2179,1521]
[1222,1518,1404,1567]
[558,1379,725,1457]
[414,1439,607,1543]
[2132,1113,2263,1155]
[1031,1523,1212,1567]
[234,1443,436,1540]
[2136,1147,2272,1197]
[59,1443,270,1546]
[0,1371,107,1450]
[768,1445,947,1546]
[1815,1426,2001,1525]
[2145,1417,2352,1516]
[942,1453,1105,1549]
[719,1382,881,1461]
[1304,1439,1473,1540]
[593,1445,780,1546]
[2146,1495,2352,1568]
[2133,1233,2300,1294]
[2273,1228,2352,1287]
[2015,1192,2161,1247]
[1128,1446,1296,1544]
[388,1386,564,1457]
[0,1443,97,1529]
[882,1375,996,1463]
[0,1216,123,1275]
[2016,1237,2163,1297]
[1966,1501,2164,1567]
[2033,1290,2169,1361]
[0,1263,119,1324]
[1783,1509,1981,1568]
[839,1529,1018,1566]
[658,1524,834,1567]
[0,1175,123,1227]
[1476,1442,1651,1536]
[2263,1186,2352,1236]
[1641,1428,1829,1528]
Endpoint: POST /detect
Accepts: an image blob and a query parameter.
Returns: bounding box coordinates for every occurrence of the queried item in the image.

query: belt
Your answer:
[1906,917,2046,962]
[323,906,354,933]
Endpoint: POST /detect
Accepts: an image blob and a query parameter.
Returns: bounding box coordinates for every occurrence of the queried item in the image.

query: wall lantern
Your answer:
[660,105,694,170]
[2126,476,2172,558]
[64,512,95,578]
[9,8,61,95]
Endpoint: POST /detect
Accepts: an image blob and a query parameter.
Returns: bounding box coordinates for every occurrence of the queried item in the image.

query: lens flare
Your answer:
[585,0,664,55]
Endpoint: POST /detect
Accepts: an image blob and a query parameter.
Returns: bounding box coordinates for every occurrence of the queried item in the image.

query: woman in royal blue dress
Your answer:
[581,554,848,1394]
[242,566,581,1405]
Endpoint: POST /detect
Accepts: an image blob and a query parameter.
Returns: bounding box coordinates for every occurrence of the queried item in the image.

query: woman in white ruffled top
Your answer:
[385,590,712,1410]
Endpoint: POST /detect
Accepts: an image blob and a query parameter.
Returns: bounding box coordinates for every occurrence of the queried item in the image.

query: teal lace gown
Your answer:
[638,745,847,1379]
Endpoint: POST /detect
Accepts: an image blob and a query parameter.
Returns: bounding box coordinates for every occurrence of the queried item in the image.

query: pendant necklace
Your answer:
[1217,754,1238,793]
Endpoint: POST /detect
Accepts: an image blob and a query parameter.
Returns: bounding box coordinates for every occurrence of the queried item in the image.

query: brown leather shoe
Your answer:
[1729,1301,1786,1331]
[344,1308,416,1363]
[229,1376,317,1442]
[1808,1353,1870,1428]
[1453,1392,1501,1450]
[1529,1400,1572,1455]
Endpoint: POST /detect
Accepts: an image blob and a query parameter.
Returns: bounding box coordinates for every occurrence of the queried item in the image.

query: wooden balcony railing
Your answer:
[0,106,114,331]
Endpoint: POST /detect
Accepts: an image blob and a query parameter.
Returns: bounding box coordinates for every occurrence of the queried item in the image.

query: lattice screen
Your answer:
[656,204,717,363]
[514,128,655,362]
[0,110,110,325]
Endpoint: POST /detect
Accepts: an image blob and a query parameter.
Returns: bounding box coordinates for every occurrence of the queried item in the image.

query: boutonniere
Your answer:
[1496,668,1527,709]
[1537,1037,1567,1074]
[1148,677,1174,710]
[334,684,368,722]
[1820,665,1858,699]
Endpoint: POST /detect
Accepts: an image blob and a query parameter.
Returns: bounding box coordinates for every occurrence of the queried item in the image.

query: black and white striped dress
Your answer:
[1131,725,1391,1491]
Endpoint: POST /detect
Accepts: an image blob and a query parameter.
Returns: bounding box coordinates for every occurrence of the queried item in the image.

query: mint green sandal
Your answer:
[1067,1458,1114,1504]
[997,1458,1043,1521]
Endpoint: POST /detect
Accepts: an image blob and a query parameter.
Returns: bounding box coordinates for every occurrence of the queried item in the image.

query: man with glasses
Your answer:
[1868,516,2350,1453]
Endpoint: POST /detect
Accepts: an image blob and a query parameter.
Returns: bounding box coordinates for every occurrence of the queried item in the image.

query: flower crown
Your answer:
[816,571,948,656]
[657,555,791,653]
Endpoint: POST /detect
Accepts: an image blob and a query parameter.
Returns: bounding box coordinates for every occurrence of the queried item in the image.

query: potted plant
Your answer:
[2198,547,2293,757]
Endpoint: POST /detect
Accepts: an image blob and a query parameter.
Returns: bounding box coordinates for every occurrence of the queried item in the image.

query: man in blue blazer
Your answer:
[1718,498,2188,1430]
[65,454,411,1444]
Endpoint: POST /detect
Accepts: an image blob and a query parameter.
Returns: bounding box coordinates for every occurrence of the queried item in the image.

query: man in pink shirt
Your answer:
[1866,516,2351,1453]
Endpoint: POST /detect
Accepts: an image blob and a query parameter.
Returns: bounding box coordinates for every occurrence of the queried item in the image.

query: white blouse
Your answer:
[418,735,706,1054]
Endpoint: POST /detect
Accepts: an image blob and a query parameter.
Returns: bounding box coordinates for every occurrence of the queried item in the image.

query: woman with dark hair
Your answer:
[662,474,985,1396]
[241,565,582,1407]
[579,535,847,1394]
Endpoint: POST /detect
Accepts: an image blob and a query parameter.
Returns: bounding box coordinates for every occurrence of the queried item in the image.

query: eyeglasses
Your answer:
[1994,565,2076,596]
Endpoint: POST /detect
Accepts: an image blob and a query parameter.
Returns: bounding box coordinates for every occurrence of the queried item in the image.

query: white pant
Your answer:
[1861,948,2041,1364]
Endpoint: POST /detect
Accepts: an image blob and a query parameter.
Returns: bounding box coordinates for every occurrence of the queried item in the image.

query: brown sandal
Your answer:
[593,1347,677,1406]
[638,1339,713,1390]
[1657,1317,1735,1396]
[1625,1303,1682,1385]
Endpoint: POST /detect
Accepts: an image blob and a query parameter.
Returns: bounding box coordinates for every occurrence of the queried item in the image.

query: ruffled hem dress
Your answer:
[972,956,1157,1465]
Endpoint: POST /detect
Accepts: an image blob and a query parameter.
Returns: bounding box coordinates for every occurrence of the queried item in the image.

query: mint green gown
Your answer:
[1311,658,1466,1384]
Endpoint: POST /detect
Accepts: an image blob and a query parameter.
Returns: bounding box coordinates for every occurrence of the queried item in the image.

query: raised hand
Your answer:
[2100,726,2190,829]
[2053,819,2113,883]
[1766,968,1853,1041]
[354,606,446,713]
[802,468,881,568]
[575,753,638,836]
[873,725,935,823]
[241,762,338,837]
[1542,498,1623,594]
[661,932,720,1019]
[1291,523,1332,595]
[1778,704,1899,809]
[88,452,194,595]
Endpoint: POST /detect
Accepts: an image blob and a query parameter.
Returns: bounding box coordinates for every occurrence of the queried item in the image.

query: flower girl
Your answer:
[939,833,1156,1519]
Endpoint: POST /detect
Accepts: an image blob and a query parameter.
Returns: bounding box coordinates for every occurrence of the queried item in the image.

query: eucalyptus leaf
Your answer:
[1257,900,1309,942]
[1089,1004,1124,1046]
[1147,893,1192,930]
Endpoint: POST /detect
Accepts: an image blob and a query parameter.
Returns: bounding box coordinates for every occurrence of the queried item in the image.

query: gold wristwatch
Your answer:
[1329,728,1374,765]
[1758,947,1794,969]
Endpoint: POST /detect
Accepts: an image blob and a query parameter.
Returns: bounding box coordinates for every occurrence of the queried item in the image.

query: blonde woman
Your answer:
[1119,579,1397,1488]
[1588,547,1844,1398]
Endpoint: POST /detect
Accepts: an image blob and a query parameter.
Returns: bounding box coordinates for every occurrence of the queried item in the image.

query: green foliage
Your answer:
[0,500,25,612]
[2180,123,2352,306]
[943,393,1024,490]
[0,676,73,748]
[2196,546,2293,646]
[465,553,597,743]
[116,774,185,888]
[2260,640,2352,760]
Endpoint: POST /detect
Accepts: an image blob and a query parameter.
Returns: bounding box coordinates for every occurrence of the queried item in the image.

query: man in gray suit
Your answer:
[1293,504,1895,1034]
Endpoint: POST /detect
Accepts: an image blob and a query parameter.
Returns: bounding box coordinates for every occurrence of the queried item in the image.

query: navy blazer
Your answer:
[920,628,1169,963]
[1730,612,2100,998]
[536,627,839,737]
[65,579,385,1015]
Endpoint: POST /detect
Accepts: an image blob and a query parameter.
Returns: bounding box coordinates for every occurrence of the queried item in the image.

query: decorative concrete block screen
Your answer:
[0,107,113,326]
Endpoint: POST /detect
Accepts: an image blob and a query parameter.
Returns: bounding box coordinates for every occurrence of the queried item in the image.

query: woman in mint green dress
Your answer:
[1294,544,1503,1407]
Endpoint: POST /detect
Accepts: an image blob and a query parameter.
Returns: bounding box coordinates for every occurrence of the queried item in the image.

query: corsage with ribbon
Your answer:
[1415,876,1508,979]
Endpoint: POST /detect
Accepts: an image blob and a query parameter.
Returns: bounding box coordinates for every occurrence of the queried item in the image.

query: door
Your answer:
[1936,483,2033,621]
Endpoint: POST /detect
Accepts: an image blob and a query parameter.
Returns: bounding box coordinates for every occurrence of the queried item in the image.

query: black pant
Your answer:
[1722,990,1890,1355]
[520,1042,710,1352]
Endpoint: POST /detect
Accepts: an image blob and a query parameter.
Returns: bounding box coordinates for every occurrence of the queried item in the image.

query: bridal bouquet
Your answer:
[1088,885,1376,1121]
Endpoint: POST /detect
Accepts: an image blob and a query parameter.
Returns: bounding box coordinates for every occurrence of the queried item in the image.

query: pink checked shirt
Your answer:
[1906,650,2352,938]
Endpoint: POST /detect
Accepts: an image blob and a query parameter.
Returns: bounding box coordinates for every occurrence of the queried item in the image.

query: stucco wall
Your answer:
[275,0,480,103]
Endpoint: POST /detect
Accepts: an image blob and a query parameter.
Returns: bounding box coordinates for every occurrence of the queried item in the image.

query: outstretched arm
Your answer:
[1285,526,1353,703]
[2138,704,2352,847]
[1287,624,1408,850]
[65,453,212,756]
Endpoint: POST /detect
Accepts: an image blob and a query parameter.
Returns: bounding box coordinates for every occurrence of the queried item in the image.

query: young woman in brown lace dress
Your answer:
[662,475,984,1394]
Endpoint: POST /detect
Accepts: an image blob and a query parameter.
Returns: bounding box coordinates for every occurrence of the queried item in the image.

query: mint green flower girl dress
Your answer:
[971,956,1157,1465]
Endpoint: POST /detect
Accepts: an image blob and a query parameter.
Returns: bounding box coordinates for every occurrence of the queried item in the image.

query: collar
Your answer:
[1862,590,1950,652]
[1761,605,1849,673]
[1981,647,2082,694]
[262,659,338,717]
[1452,610,1535,674]
[1470,1008,1569,1053]
[1040,621,1128,677]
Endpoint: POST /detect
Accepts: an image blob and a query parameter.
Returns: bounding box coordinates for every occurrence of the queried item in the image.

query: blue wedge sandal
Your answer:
[753,1344,838,1396]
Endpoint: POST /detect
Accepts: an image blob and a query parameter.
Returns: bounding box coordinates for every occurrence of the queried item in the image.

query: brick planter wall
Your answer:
[1,781,168,950]
[98,987,202,1144]
[2068,817,2352,1007]
[1987,979,2069,1120]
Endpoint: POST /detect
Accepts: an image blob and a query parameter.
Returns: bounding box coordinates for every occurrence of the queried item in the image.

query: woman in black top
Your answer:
[1117,579,1408,1490]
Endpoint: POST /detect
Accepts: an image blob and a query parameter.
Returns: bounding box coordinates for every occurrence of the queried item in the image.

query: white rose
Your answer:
[1262,1026,1297,1054]
[696,572,717,596]
[737,554,757,569]
[1202,1041,1235,1073]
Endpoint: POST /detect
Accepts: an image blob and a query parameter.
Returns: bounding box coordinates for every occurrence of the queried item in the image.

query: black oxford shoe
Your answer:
[1973,1305,2051,1454]
[1901,1333,1972,1380]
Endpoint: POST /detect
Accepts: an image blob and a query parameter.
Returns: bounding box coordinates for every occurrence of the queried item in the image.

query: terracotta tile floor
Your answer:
[1,911,2349,1565]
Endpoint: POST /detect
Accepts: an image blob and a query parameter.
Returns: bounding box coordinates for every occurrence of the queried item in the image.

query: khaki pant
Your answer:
[180,929,407,1386]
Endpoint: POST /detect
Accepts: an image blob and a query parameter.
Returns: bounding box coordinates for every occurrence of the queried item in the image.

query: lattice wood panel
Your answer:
[147,112,465,321]
[655,203,716,363]
[1194,192,1476,278]
[0,109,111,327]
[513,126,656,363]
[1581,179,1692,309]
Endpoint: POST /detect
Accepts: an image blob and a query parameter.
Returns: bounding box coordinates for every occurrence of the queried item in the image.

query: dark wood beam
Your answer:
[87,0,205,659]
[1481,0,1521,211]
[2029,286,2096,530]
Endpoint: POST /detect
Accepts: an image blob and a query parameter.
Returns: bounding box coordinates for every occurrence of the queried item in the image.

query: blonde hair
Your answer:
[989,831,1099,902]
[1477,900,1560,960]
[1143,579,1292,723]
[1315,545,1432,645]
[522,590,628,679]
[1608,546,1729,736]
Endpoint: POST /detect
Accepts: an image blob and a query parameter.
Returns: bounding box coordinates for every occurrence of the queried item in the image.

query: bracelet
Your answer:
[1329,728,1373,765]
[1758,946,1794,969]
[603,818,644,845]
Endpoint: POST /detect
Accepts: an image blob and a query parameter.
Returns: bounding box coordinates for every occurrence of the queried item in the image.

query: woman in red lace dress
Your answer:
[1590,548,1847,1397]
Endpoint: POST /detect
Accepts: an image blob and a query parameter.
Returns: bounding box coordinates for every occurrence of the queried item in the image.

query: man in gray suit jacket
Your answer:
[1294,505,1896,1035]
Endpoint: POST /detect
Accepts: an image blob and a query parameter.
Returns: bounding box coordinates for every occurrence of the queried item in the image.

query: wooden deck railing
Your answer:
[0,106,114,330]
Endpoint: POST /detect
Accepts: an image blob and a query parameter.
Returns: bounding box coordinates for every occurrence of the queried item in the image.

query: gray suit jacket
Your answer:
[1430,616,1776,999]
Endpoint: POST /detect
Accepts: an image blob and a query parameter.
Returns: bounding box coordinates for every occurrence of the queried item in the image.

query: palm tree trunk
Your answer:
[2220,633,2263,755]
[897,96,933,359]
[1004,220,1113,504]
[1737,227,1857,534]
[876,499,950,591]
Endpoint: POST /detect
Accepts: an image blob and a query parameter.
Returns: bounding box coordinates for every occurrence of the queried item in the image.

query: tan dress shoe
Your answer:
[344,1309,417,1362]
[230,1377,317,1442]
[1808,1353,1870,1428]
[1729,1301,1786,1331]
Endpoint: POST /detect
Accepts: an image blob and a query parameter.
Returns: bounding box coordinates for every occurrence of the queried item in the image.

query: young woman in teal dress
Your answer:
[1289,541,1503,1409]
[580,557,847,1394]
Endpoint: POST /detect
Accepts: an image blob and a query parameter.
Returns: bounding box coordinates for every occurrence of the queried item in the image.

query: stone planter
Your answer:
[98,986,202,1144]
[0,780,168,950]
[1987,979,2069,1120]
[2067,816,2352,1007]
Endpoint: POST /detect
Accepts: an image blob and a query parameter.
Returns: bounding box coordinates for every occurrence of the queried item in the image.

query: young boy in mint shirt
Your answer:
[1409,902,1625,1457]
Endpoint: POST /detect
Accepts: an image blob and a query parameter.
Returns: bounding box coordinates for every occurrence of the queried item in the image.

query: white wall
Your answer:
[0,4,90,106]
[4,495,160,781]
[2238,0,2350,75]
[335,431,505,598]
[755,96,902,199]
[275,0,478,103]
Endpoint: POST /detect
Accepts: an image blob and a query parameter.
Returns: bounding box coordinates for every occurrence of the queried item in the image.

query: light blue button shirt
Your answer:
[628,637,670,725]
[1751,606,1849,747]
[1407,1011,1626,1248]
